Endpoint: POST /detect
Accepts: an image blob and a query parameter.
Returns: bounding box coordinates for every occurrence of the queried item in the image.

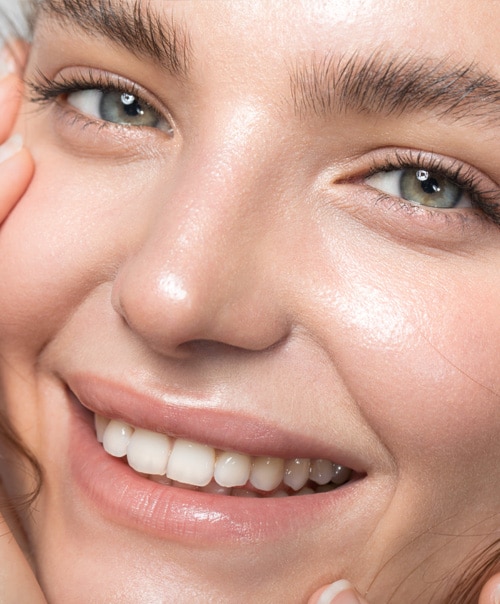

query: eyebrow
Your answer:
[36,0,191,77]
[289,50,500,128]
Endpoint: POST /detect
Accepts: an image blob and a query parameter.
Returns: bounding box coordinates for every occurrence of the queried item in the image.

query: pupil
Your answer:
[120,93,144,118]
[416,170,441,195]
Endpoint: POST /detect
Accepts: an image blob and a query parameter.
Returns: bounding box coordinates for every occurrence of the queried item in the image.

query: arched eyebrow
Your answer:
[290,51,500,128]
[37,0,191,77]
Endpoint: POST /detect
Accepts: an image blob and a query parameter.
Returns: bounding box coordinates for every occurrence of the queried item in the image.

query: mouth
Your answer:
[65,374,369,543]
[96,415,353,498]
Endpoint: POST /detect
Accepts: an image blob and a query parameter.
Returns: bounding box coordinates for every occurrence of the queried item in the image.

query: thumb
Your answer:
[308,580,370,604]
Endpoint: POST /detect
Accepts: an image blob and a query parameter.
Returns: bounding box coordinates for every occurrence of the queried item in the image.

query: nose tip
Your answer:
[111,245,291,357]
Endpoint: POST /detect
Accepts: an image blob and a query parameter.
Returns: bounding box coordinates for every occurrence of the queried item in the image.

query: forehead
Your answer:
[36,0,497,60]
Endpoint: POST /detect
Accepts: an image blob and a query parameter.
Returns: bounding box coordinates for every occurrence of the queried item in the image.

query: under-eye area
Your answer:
[95,415,354,497]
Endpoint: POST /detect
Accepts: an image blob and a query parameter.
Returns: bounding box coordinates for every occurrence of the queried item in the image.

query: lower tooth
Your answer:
[201,482,232,496]
[297,487,315,495]
[150,475,172,486]
[273,490,289,497]
[172,481,199,491]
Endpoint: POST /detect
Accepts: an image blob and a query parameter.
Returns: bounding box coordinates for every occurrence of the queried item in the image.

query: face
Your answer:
[0,0,499,601]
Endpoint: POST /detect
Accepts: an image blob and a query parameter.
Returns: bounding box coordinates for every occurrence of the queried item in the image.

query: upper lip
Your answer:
[67,373,366,472]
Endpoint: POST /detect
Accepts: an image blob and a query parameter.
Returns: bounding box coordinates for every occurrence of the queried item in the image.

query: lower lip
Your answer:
[69,394,363,545]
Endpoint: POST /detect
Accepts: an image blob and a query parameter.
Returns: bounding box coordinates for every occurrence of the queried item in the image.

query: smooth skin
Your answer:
[0,1,500,602]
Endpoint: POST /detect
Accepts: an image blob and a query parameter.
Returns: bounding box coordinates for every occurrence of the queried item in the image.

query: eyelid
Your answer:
[27,67,175,136]
[339,148,500,218]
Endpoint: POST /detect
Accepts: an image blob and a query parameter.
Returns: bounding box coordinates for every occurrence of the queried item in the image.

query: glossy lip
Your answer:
[66,374,369,544]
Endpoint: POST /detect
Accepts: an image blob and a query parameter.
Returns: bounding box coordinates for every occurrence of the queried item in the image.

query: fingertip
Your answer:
[479,574,500,604]
[0,147,34,221]
[309,580,368,604]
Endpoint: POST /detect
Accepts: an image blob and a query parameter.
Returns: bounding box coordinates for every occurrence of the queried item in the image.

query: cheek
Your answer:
[323,256,500,469]
[0,153,157,350]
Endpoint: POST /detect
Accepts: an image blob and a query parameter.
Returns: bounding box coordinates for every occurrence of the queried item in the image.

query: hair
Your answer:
[0,412,42,511]
[0,1,498,602]
[444,539,500,603]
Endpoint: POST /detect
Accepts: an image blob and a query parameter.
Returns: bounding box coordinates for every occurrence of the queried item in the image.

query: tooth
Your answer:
[309,459,334,485]
[273,490,289,497]
[150,475,172,486]
[331,464,352,485]
[102,420,134,457]
[94,414,110,443]
[297,487,315,495]
[172,480,199,491]
[249,457,284,491]
[126,428,172,475]
[201,482,232,496]
[166,439,215,487]
[214,451,251,488]
[283,458,310,491]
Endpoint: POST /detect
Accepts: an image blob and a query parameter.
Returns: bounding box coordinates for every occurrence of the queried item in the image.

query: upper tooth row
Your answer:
[96,416,351,493]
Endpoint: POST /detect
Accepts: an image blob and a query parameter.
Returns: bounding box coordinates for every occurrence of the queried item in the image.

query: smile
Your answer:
[96,415,353,497]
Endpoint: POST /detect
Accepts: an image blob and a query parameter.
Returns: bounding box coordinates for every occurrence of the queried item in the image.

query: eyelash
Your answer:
[26,70,169,133]
[363,150,500,227]
[25,71,500,230]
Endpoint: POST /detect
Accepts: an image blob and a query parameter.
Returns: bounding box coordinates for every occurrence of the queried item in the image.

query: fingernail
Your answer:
[0,47,17,79]
[0,134,23,163]
[317,580,362,604]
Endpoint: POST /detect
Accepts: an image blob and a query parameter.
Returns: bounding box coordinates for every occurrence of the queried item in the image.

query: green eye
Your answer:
[366,168,470,209]
[399,169,462,208]
[67,88,172,133]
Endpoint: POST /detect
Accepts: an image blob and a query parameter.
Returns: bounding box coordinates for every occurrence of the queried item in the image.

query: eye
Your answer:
[67,89,172,133]
[366,168,472,209]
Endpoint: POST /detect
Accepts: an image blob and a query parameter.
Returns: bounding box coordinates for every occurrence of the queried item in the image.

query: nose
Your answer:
[111,149,291,357]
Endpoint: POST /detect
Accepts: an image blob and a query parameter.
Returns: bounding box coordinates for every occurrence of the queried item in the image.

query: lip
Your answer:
[66,373,368,544]
[68,374,367,470]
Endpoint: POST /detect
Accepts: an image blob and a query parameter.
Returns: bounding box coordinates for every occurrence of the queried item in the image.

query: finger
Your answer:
[308,580,370,604]
[479,573,500,604]
[0,144,34,223]
[0,74,23,144]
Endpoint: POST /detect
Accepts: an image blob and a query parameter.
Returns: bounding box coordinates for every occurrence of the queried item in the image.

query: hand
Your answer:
[0,47,42,603]
[307,580,369,604]
[308,574,500,604]
[0,49,34,223]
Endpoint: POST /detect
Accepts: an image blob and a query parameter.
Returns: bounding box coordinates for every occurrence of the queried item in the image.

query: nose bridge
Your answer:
[112,112,291,353]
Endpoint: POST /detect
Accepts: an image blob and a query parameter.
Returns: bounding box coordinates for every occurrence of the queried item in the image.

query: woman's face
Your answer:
[0,0,499,601]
